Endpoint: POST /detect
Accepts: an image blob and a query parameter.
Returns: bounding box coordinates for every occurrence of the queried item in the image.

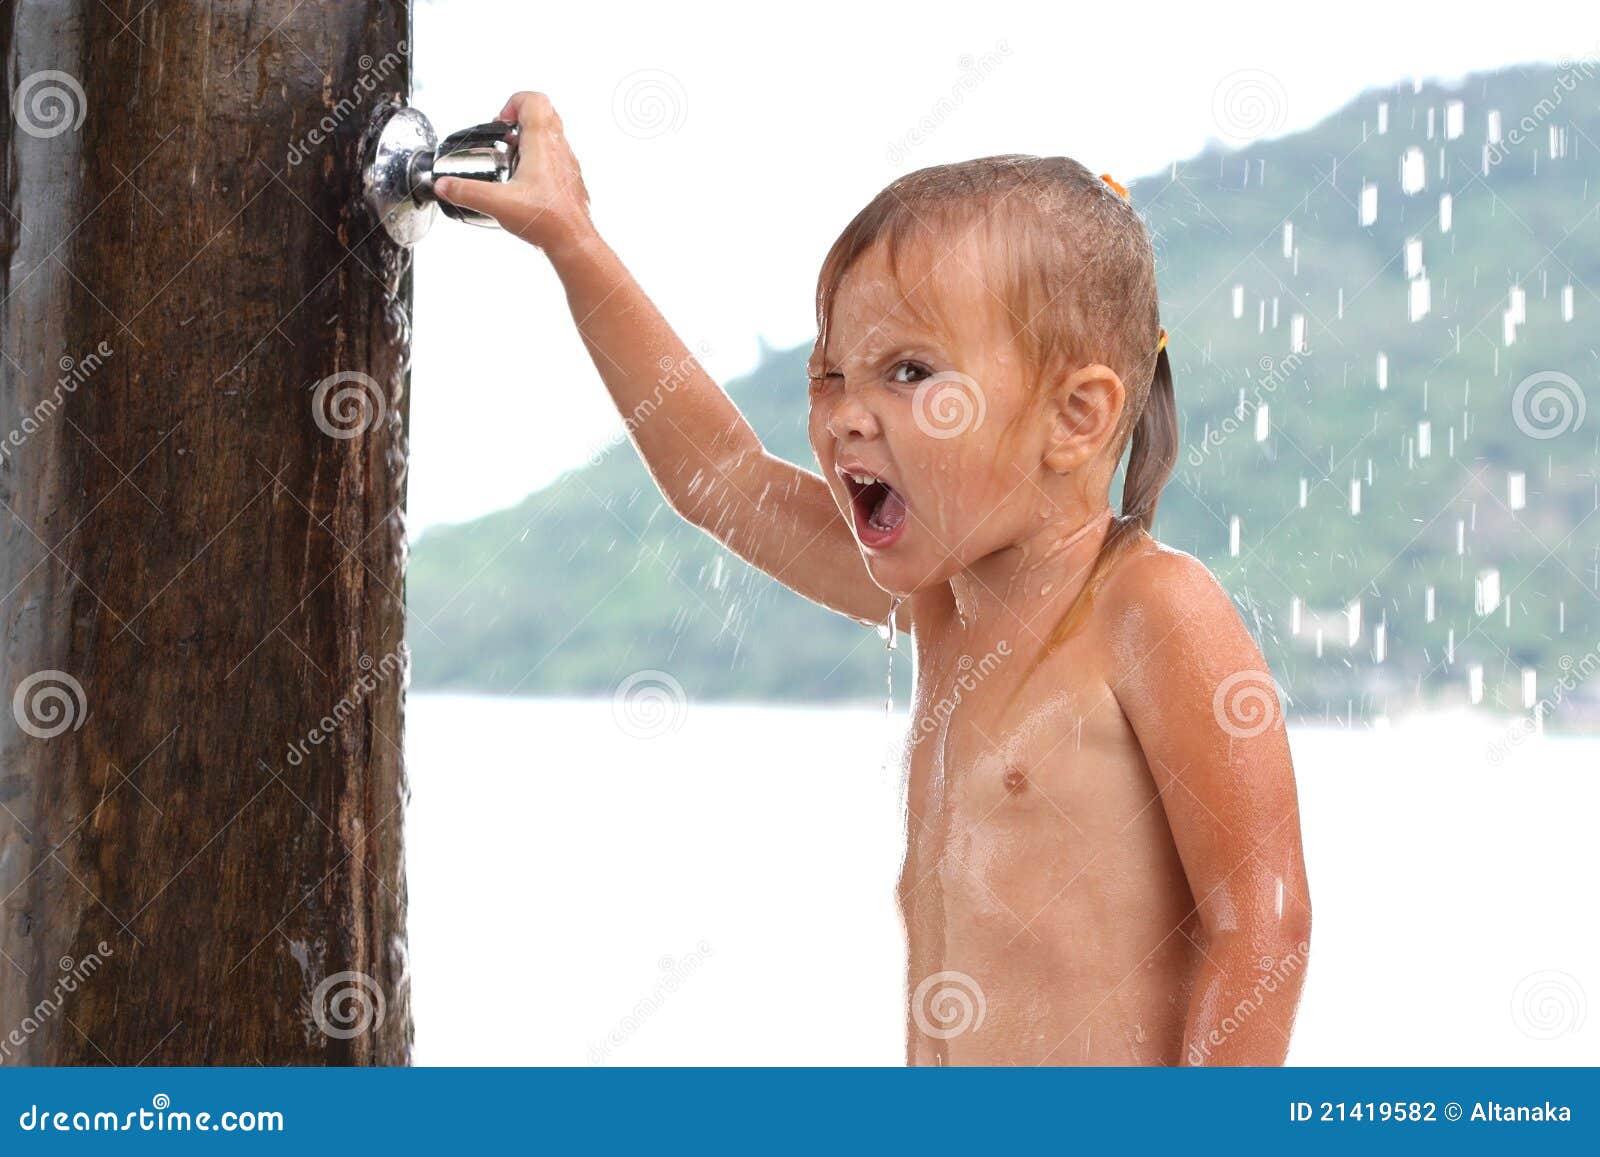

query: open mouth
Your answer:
[839,467,909,549]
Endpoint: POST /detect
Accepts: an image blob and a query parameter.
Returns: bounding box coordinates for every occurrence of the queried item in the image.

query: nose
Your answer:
[826,386,881,442]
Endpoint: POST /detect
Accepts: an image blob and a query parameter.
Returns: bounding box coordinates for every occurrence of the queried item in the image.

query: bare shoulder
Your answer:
[1094,532,1249,663]
[1091,528,1289,757]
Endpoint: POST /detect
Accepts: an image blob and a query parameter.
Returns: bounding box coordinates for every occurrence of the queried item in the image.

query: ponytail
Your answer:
[1000,336,1178,715]
[1119,343,1177,530]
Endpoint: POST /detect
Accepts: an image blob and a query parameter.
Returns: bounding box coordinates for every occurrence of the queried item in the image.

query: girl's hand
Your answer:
[433,91,595,259]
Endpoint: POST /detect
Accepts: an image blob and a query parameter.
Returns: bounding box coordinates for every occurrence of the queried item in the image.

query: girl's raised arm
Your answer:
[437,92,910,634]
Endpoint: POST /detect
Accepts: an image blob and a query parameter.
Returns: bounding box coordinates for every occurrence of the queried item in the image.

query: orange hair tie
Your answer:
[1157,327,1168,353]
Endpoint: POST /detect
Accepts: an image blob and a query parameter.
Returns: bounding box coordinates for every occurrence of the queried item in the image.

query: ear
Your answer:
[1041,362,1125,473]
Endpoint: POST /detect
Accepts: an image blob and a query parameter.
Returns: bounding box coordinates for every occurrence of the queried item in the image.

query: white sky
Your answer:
[407,0,1586,532]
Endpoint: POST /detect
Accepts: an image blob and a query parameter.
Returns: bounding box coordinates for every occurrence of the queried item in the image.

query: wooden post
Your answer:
[0,1,412,1064]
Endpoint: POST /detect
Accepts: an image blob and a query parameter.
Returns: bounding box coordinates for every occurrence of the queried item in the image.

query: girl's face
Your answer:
[807,231,1058,598]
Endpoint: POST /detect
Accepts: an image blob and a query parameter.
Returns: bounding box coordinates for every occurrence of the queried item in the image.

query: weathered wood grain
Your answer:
[0,0,414,1064]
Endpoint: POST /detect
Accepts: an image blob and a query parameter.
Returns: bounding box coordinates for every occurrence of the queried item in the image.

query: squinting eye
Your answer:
[890,361,932,385]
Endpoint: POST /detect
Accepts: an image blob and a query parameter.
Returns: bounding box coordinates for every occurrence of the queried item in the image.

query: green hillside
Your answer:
[408,62,1599,724]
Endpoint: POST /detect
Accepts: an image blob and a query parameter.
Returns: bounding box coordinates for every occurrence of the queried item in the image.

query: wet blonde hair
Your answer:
[812,155,1177,677]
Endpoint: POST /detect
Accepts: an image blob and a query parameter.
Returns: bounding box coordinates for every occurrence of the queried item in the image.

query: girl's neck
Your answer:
[948,504,1115,635]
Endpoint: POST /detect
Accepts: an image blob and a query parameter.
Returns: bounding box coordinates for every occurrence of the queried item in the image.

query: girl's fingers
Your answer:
[433,175,509,219]
[505,91,555,136]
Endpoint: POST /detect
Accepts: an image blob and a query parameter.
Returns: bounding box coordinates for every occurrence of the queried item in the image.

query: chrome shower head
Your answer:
[362,105,519,247]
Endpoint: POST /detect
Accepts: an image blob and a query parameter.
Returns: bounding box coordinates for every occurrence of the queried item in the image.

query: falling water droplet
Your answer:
[1360,181,1378,225]
[1474,569,1501,617]
[881,597,904,717]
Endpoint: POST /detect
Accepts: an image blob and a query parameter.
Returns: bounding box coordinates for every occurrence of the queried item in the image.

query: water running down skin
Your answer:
[439,92,1312,1065]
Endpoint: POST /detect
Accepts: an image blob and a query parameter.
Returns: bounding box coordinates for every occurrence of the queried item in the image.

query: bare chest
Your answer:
[901,626,1143,834]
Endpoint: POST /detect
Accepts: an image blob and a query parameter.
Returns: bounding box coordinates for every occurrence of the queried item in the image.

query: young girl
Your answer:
[437,92,1312,1066]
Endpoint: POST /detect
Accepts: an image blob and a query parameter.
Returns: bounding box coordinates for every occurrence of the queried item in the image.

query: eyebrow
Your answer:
[823,313,943,356]
[812,339,950,380]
